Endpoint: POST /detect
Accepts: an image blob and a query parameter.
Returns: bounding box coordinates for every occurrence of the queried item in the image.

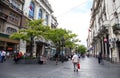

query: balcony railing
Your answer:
[0,0,9,6]
[10,3,23,14]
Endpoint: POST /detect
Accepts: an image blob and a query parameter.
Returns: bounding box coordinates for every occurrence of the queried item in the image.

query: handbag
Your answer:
[77,63,80,69]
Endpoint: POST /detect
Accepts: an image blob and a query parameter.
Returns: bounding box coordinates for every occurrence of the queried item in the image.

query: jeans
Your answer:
[73,62,78,71]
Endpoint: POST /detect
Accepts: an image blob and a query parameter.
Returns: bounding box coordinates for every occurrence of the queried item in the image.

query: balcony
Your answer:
[0,11,8,21]
[10,3,23,14]
[0,0,9,6]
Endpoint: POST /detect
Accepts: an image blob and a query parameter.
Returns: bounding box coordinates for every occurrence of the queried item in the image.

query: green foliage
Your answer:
[10,19,50,42]
[78,45,87,54]
[44,28,80,48]
[9,19,81,55]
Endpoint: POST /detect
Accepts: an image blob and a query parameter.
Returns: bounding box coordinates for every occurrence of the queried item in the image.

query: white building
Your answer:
[87,0,120,63]
[23,0,53,26]
[19,0,58,56]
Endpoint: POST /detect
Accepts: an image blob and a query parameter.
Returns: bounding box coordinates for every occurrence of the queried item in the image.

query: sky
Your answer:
[48,0,93,46]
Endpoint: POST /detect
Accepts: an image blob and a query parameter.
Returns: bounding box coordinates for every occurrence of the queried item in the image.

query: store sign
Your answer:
[104,38,107,42]
[7,48,13,50]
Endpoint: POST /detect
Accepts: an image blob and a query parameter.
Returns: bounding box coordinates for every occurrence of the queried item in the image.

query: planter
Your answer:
[18,57,38,64]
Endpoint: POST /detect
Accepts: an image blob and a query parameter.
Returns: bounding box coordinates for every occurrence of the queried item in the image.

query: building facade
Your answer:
[87,0,120,63]
[0,0,58,57]
[22,0,58,56]
[0,0,25,53]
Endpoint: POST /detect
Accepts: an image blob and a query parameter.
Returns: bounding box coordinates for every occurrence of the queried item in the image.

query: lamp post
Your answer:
[61,36,65,63]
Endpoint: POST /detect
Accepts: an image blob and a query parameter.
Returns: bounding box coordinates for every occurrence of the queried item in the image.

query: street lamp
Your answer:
[61,36,65,63]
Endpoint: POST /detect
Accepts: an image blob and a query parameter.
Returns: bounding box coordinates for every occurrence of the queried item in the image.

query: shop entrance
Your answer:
[36,44,43,57]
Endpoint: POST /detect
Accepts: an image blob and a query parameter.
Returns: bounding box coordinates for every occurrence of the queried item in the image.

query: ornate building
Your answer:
[87,0,120,63]
[22,0,58,56]
[0,0,25,53]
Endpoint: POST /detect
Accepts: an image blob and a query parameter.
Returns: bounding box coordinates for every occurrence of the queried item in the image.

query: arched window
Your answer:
[29,2,34,19]
[38,9,42,19]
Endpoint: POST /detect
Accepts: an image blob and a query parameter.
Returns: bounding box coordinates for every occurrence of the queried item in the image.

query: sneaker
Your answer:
[74,70,75,72]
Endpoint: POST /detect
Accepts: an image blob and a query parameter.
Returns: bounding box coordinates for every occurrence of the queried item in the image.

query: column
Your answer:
[48,14,51,26]
[19,39,26,54]
[42,9,46,25]
[34,4,39,20]
[23,0,31,17]
[42,44,45,55]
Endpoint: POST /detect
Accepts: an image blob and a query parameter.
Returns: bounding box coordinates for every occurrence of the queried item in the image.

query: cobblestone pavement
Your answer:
[0,57,120,78]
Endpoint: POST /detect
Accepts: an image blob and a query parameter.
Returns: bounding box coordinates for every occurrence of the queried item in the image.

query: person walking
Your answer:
[54,53,59,65]
[1,50,6,63]
[98,52,103,64]
[72,52,79,72]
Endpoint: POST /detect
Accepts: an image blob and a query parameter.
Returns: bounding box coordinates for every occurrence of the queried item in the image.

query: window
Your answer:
[38,9,42,19]
[45,14,48,25]
[0,20,4,32]
[11,0,21,9]
[6,27,17,34]
[29,2,34,19]
[9,12,19,24]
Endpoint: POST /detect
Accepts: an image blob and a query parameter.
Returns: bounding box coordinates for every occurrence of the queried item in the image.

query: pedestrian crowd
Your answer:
[0,50,24,64]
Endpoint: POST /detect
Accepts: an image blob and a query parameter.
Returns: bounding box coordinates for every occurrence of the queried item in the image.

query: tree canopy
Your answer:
[10,19,50,42]
[10,19,81,56]
[77,45,87,55]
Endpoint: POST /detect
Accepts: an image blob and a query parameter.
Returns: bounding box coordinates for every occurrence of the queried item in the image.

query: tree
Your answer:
[10,19,51,57]
[44,28,80,54]
[78,45,87,55]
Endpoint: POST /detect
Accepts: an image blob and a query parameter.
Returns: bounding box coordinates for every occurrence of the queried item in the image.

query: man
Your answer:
[54,53,59,65]
[72,53,79,72]
[98,52,103,64]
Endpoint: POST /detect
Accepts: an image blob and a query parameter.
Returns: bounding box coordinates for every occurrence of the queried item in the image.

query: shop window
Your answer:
[29,2,35,19]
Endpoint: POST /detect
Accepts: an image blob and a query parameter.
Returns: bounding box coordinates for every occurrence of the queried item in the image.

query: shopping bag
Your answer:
[77,63,80,69]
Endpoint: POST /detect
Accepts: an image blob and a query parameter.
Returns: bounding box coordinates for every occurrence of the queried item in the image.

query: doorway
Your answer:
[116,41,120,61]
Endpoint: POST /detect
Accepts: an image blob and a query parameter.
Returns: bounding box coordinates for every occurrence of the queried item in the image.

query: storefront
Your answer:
[0,33,19,54]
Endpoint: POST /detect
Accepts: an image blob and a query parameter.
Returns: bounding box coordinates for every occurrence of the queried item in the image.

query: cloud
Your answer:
[48,0,92,46]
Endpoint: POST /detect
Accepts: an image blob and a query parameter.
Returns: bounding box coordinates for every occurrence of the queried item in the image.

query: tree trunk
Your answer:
[30,36,34,57]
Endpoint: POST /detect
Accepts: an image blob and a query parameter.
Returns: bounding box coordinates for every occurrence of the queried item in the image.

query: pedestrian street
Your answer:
[0,57,120,78]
